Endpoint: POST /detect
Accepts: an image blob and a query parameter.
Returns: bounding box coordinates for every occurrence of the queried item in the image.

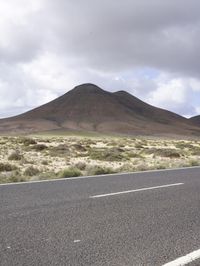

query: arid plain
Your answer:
[1,134,200,183]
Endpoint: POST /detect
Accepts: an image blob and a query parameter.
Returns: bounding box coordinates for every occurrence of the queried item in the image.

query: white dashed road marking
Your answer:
[74,240,81,243]
[163,248,200,266]
[90,183,184,198]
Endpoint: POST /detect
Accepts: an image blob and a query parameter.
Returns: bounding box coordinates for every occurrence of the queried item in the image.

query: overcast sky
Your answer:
[1,0,200,118]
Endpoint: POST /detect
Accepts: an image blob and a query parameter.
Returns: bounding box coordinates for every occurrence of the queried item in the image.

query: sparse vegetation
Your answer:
[8,175,26,183]
[49,144,70,157]
[88,147,126,161]
[1,135,200,183]
[24,166,40,176]
[188,159,199,166]
[8,150,23,161]
[73,144,87,152]
[0,162,17,172]
[58,167,82,178]
[32,144,48,151]
[191,147,200,156]
[74,161,86,170]
[146,148,181,158]
[19,137,37,146]
[41,160,49,165]
[86,165,115,175]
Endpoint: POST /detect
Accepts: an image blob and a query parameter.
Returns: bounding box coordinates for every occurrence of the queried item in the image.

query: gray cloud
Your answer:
[1,0,200,118]
[44,0,200,76]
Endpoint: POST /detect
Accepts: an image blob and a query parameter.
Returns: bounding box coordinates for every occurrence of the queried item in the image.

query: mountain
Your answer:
[189,115,200,125]
[0,83,200,136]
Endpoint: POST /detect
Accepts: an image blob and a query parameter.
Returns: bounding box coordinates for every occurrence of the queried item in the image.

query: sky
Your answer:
[1,0,200,118]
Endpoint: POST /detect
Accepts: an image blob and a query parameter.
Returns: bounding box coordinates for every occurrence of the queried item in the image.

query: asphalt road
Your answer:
[0,167,200,266]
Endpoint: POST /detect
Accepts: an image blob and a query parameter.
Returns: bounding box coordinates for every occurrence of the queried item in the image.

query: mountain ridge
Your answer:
[0,83,200,136]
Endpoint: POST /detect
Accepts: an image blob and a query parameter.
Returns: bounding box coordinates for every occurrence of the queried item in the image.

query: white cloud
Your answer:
[149,77,187,105]
[146,74,199,116]
[1,0,200,118]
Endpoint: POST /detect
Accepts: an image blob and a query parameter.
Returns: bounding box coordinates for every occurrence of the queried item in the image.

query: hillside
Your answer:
[0,83,200,136]
[189,115,200,126]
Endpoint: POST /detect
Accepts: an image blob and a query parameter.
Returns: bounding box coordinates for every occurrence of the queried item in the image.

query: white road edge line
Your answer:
[90,183,184,198]
[162,248,200,266]
[0,166,199,187]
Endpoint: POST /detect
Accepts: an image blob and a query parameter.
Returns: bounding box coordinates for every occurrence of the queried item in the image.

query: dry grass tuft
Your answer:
[24,166,40,176]
[8,150,23,161]
[58,167,82,178]
[0,162,17,172]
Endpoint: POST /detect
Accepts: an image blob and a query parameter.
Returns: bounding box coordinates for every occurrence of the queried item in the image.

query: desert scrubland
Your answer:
[1,134,200,183]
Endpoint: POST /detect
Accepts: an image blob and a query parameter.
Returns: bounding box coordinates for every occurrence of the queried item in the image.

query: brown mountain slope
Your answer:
[0,83,200,136]
[113,90,187,125]
[189,115,200,125]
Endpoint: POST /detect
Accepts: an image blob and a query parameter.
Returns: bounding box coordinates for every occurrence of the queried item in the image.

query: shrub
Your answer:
[9,175,26,183]
[86,165,115,175]
[161,150,181,158]
[191,147,200,156]
[8,150,23,161]
[32,144,48,151]
[135,164,150,171]
[49,144,70,157]
[89,148,125,161]
[74,161,86,170]
[189,159,199,166]
[145,148,181,158]
[135,143,144,149]
[73,144,87,152]
[36,171,57,181]
[40,139,50,143]
[155,163,168,170]
[58,167,82,178]
[118,163,135,172]
[24,166,40,176]
[19,137,37,146]
[126,152,143,159]
[175,142,194,149]
[41,160,49,165]
[0,170,25,183]
[0,163,17,172]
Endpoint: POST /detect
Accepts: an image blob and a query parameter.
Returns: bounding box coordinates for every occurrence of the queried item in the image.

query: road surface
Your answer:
[0,167,200,265]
